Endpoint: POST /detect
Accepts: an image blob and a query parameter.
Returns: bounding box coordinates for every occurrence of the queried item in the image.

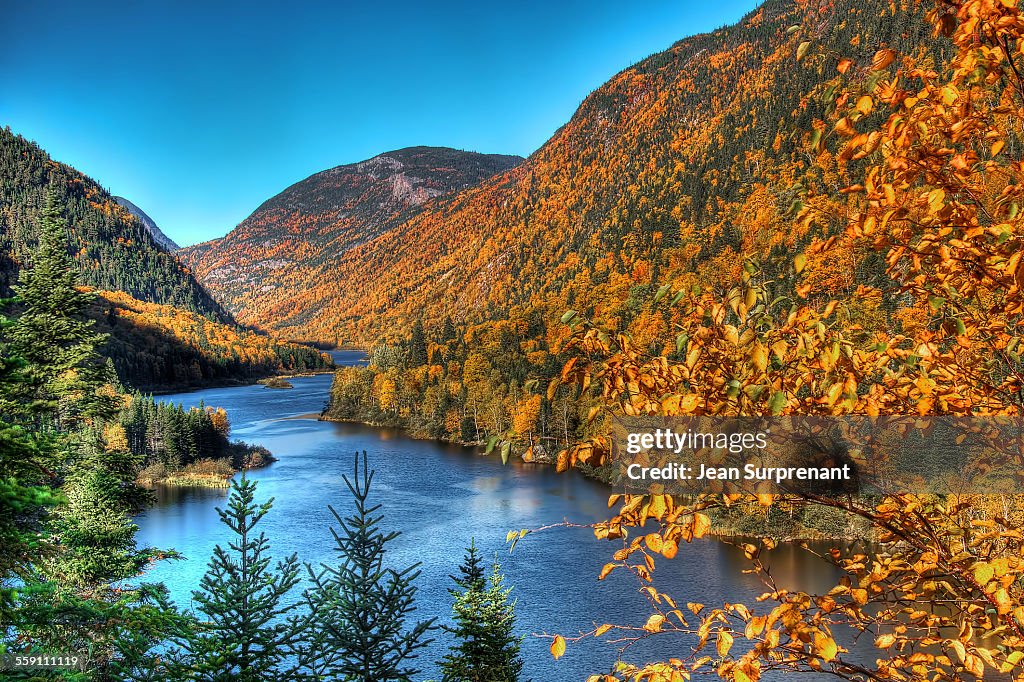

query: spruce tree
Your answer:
[409,319,428,367]
[0,308,60,622]
[181,476,310,682]
[441,315,457,342]
[10,189,107,424]
[3,192,178,679]
[305,451,435,681]
[439,542,525,682]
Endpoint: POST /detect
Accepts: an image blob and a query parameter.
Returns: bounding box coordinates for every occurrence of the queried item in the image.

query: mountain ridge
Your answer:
[0,126,332,390]
[178,146,523,326]
[0,126,230,322]
[184,0,937,346]
[113,196,179,251]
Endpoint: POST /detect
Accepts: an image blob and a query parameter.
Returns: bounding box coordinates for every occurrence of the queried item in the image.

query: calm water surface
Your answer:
[135,351,857,680]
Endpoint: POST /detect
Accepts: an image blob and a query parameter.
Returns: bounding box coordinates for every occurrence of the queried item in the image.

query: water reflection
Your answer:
[134,370,868,681]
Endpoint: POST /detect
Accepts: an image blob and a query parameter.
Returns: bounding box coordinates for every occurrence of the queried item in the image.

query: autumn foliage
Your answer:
[544,0,1024,680]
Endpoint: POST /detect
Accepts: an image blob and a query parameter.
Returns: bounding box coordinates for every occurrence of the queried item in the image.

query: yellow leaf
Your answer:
[815,632,838,662]
[745,616,767,638]
[692,513,712,539]
[717,630,734,657]
[974,562,994,586]
[595,624,612,637]
[994,588,1013,614]
[794,252,807,274]
[875,633,897,648]
[550,635,566,660]
[872,48,896,70]
[644,614,666,633]
[856,95,873,115]
[751,342,768,373]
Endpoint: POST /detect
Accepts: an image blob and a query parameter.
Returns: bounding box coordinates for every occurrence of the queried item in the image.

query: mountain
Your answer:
[0,126,332,389]
[113,196,179,250]
[177,147,522,332]
[183,0,937,347]
[0,126,229,321]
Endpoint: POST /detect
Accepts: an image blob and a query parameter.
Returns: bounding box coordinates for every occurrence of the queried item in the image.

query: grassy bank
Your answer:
[138,444,276,488]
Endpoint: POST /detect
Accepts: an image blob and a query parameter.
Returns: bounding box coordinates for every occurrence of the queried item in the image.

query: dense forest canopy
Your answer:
[178,147,523,330]
[0,127,331,391]
[0,127,229,321]
[186,0,942,350]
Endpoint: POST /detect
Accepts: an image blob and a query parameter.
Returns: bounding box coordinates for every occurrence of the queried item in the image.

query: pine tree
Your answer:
[441,316,457,342]
[181,476,310,682]
[0,308,60,622]
[440,542,525,682]
[3,192,179,679]
[409,318,428,367]
[305,451,435,681]
[10,189,107,424]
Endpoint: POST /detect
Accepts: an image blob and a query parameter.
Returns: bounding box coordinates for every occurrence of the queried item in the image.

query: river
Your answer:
[134,351,856,680]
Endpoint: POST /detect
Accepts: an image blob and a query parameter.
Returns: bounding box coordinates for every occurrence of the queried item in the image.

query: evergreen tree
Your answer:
[441,315,457,343]
[181,476,310,682]
[440,542,525,682]
[1,194,181,679]
[0,308,60,623]
[305,451,435,681]
[10,189,108,425]
[409,319,428,367]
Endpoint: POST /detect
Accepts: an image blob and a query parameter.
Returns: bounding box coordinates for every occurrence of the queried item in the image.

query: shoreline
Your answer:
[317,414,865,543]
[143,367,337,396]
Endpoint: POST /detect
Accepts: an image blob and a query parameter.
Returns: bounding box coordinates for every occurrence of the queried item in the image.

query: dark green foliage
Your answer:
[408,318,428,367]
[440,542,524,682]
[8,580,189,681]
[0,307,60,623]
[0,195,180,679]
[0,126,229,321]
[305,451,436,682]
[119,394,261,472]
[178,477,311,682]
[8,191,110,424]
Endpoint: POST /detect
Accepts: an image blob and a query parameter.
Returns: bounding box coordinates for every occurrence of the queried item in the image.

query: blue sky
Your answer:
[1,0,761,246]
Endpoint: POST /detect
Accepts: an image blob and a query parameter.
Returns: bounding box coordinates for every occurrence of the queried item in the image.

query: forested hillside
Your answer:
[178,147,522,328]
[310,0,944,461]
[94,289,330,391]
[189,0,938,348]
[0,127,227,320]
[0,127,332,389]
